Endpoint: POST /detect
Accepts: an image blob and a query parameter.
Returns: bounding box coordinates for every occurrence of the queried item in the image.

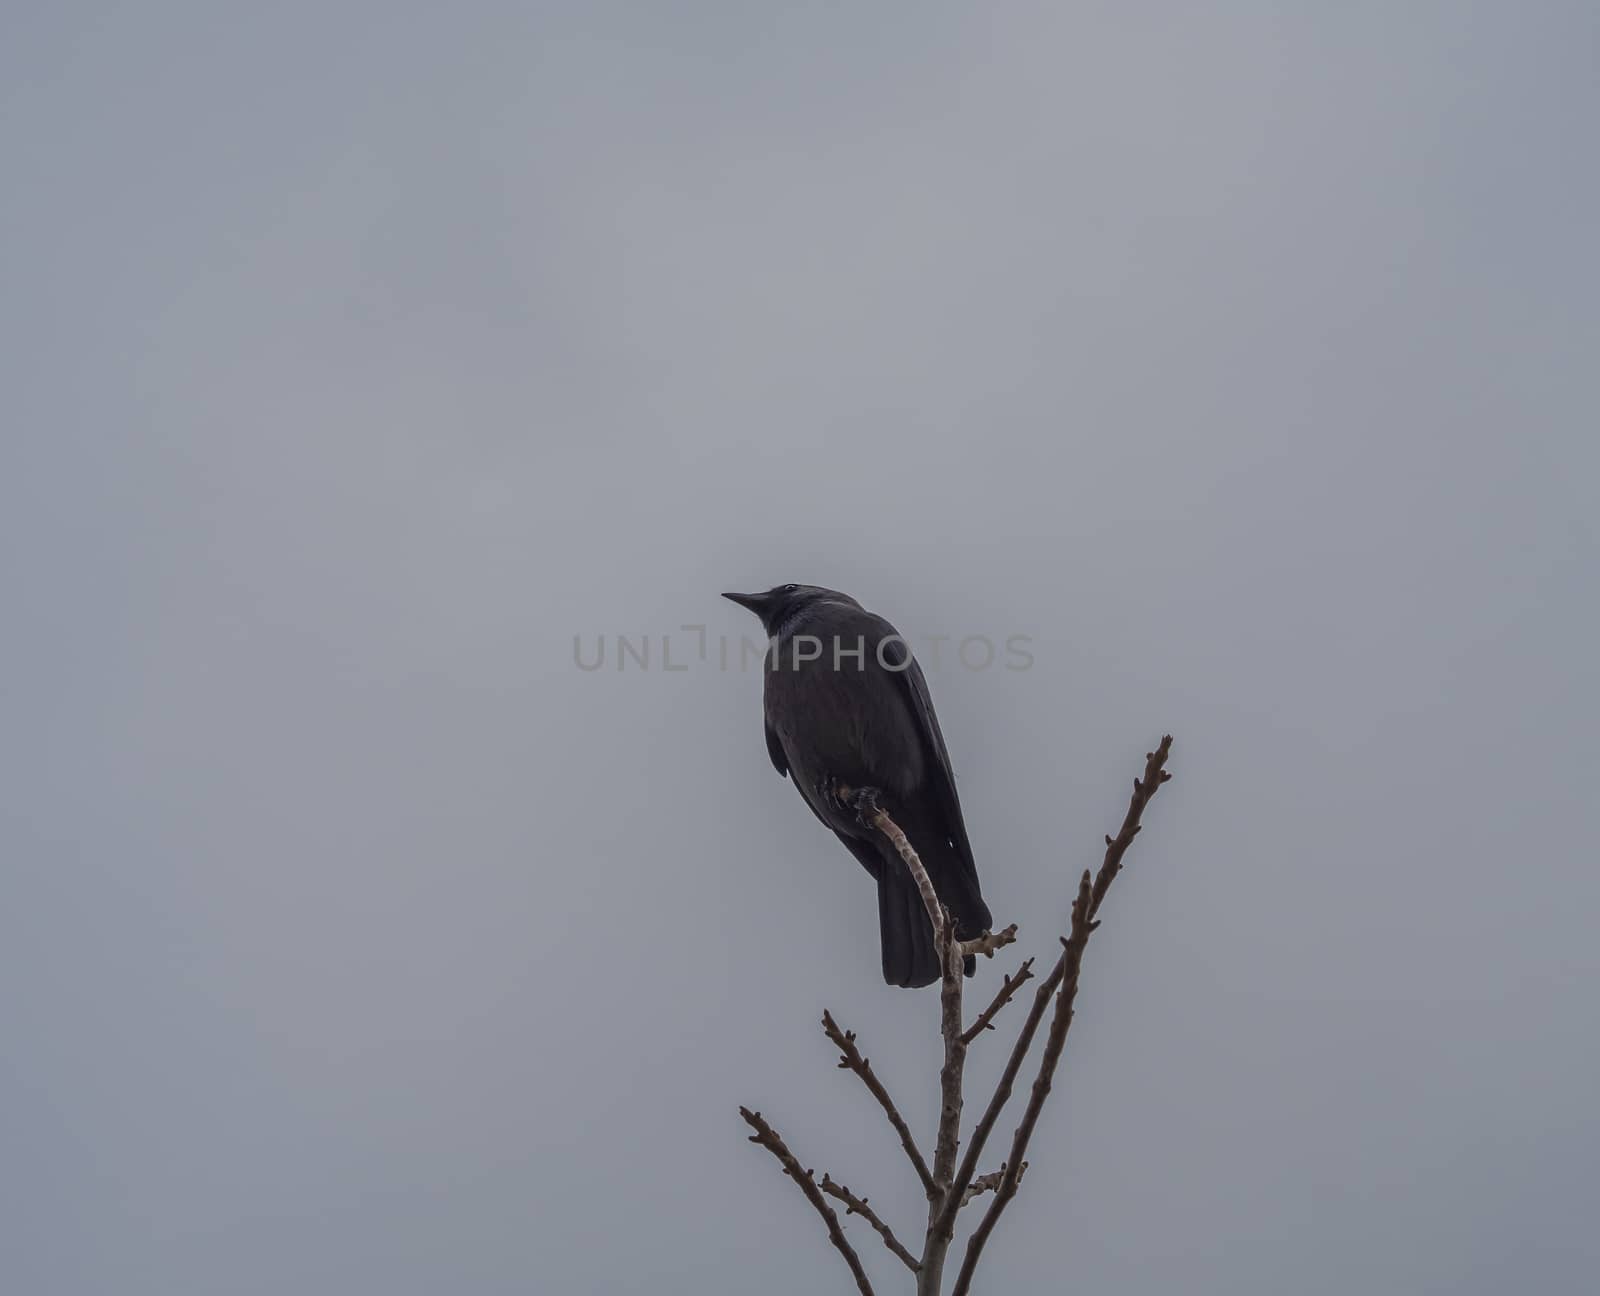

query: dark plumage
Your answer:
[722,584,993,987]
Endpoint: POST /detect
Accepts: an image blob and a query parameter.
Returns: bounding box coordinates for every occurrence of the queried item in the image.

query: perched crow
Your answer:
[722,584,993,987]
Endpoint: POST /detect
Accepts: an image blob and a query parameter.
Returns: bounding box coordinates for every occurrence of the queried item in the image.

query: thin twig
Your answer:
[1088,737,1174,922]
[739,1107,875,1296]
[951,876,1092,1293]
[821,1011,937,1200]
[961,959,1036,1046]
[961,1163,1025,1207]
[846,784,1015,962]
[951,736,1173,1296]
[820,1175,920,1273]
[843,789,947,939]
[959,923,1018,959]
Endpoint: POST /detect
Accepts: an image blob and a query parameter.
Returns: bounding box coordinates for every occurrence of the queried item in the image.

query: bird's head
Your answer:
[720,584,856,635]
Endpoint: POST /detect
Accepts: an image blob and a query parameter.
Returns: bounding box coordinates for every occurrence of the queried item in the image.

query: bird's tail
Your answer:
[877,865,942,988]
[875,801,993,988]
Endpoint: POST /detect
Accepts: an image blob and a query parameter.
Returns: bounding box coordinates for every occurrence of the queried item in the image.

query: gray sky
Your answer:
[3,3,1597,1293]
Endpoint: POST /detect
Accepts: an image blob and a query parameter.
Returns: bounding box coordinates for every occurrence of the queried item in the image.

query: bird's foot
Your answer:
[816,774,852,813]
[816,776,885,828]
[849,785,884,828]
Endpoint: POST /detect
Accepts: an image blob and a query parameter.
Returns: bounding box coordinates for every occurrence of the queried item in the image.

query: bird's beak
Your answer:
[721,591,769,615]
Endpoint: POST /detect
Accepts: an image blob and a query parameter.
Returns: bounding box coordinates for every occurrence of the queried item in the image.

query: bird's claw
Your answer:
[816,774,852,813]
[850,785,883,827]
[817,776,884,828]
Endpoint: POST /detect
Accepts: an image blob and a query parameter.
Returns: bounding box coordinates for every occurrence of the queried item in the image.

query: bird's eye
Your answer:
[783,584,798,593]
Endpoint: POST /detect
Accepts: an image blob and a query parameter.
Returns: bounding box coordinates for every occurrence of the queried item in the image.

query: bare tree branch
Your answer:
[847,786,1017,972]
[842,794,969,1200]
[846,790,1029,1295]
[951,736,1174,1296]
[958,923,1018,959]
[841,793,973,1296]
[949,878,1091,1294]
[932,928,966,1192]
[741,736,1174,1295]
[1087,736,1174,923]
[820,1175,920,1274]
[847,791,946,941]
[936,957,1064,1240]
[834,793,967,1195]
[738,1106,875,1296]
[961,959,1036,1046]
[821,1011,937,1200]
[960,1163,1024,1207]
[909,915,969,1295]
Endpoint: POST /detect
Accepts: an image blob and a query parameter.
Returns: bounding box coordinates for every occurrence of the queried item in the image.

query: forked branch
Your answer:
[961,959,1036,1045]
[739,736,1175,1295]
[950,736,1174,1295]
[821,1175,921,1273]
[822,1011,937,1200]
[739,1106,875,1296]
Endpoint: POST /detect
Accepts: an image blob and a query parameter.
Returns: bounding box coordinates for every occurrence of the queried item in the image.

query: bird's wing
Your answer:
[833,827,886,881]
[764,716,788,776]
[872,623,979,878]
[765,690,877,868]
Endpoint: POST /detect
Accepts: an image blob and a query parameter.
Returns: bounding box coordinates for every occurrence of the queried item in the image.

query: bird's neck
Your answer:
[771,603,819,641]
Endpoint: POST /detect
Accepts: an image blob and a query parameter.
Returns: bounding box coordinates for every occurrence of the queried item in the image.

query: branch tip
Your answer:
[737,1106,875,1295]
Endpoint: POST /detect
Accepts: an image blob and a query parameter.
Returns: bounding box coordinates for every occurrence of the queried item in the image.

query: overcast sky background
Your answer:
[4,3,1597,1293]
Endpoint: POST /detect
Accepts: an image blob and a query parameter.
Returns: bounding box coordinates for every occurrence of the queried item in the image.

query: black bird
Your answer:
[722,584,993,987]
